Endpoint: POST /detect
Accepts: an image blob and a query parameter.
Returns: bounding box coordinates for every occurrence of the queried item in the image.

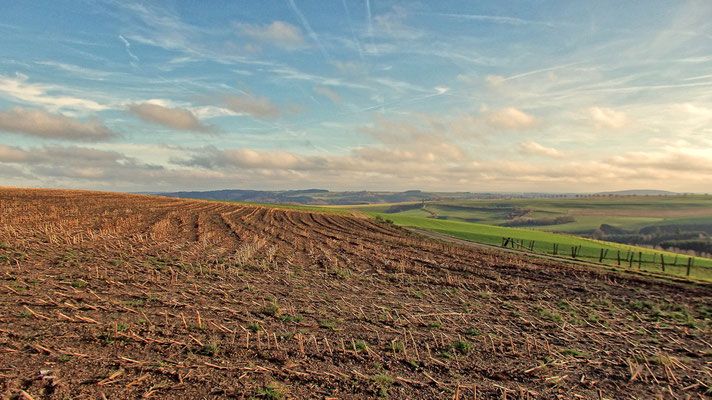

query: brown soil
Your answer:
[1,188,710,399]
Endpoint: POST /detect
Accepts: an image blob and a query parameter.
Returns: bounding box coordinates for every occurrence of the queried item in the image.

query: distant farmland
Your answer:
[342,195,712,261]
[346,195,712,233]
[365,213,712,281]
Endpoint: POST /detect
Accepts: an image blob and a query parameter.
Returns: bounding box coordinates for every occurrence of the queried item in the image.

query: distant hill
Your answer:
[157,188,687,205]
[594,190,678,196]
[154,189,571,205]
[156,189,329,204]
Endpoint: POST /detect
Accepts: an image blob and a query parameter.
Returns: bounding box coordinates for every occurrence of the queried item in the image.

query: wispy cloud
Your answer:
[341,0,364,60]
[313,86,342,103]
[0,74,107,112]
[422,12,557,28]
[118,34,140,64]
[370,6,423,40]
[0,107,115,141]
[238,21,306,50]
[223,94,282,119]
[34,61,115,80]
[586,106,631,130]
[287,0,330,59]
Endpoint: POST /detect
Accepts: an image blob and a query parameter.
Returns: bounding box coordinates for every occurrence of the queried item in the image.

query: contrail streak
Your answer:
[342,0,364,60]
[118,35,140,64]
[365,0,376,54]
[287,0,330,61]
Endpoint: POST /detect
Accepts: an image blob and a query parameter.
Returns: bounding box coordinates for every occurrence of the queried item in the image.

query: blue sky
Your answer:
[1,0,711,192]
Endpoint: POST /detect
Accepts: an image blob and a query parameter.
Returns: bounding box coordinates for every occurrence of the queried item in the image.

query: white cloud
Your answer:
[238,21,305,50]
[127,103,214,132]
[484,107,538,130]
[0,74,107,112]
[587,106,631,130]
[0,107,114,141]
[518,141,565,158]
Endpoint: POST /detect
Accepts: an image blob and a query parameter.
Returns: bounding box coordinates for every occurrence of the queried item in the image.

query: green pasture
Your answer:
[369,213,712,281]
[345,195,712,234]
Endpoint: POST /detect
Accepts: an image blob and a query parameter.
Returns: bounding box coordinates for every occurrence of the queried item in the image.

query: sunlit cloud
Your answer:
[222,94,282,119]
[484,107,538,130]
[127,103,215,133]
[0,107,114,141]
[518,141,565,158]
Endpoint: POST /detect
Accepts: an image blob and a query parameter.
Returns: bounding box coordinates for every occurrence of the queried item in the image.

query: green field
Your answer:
[348,195,712,233]
[368,212,712,281]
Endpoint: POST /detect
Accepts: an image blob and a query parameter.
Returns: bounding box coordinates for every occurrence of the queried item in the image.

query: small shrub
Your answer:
[464,328,481,337]
[539,309,563,323]
[278,314,303,323]
[319,319,338,330]
[391,340,404,353]
[562,348,588,358]
[353,340,368,352]
[257,381,287,400]
[261,302,281,317]
[557,300,571,311]
[449,340,471,355]
[198,342,220,356]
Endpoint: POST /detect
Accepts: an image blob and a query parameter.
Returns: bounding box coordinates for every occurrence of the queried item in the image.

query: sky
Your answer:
[1,0,712,193]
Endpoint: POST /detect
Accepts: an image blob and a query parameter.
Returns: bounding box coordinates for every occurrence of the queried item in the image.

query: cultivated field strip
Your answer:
[0,188,711,399]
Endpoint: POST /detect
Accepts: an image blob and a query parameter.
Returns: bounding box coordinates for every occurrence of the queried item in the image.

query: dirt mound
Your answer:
[1,188,710,399]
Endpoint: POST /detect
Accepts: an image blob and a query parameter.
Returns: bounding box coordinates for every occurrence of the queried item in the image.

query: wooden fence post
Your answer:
[638,252,642,269]
[617,250,620,266]
[660,254,665,272]
[686,257,693,277]
[599,249,608,263]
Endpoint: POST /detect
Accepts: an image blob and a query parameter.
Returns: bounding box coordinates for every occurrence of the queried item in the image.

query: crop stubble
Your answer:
[0,188,710,399]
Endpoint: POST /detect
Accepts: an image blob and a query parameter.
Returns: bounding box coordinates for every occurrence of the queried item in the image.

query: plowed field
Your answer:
[1,188,710,399]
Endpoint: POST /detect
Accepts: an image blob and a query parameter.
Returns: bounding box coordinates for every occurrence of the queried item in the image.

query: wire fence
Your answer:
[500,237,711,280]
